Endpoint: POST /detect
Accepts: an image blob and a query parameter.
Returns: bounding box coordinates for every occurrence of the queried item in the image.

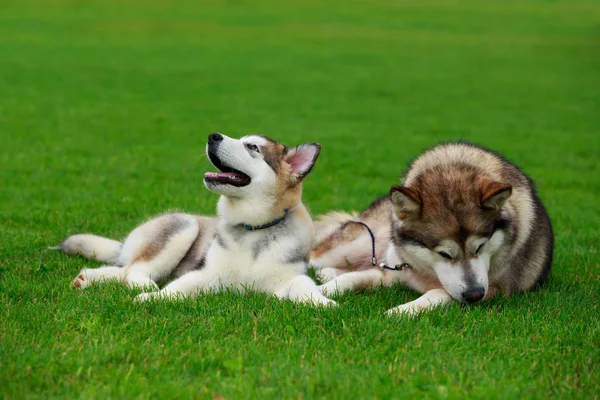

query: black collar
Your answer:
[243,209,289,231]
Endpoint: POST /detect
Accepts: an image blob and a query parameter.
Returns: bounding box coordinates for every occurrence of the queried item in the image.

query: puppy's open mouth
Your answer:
[204,151,251,187]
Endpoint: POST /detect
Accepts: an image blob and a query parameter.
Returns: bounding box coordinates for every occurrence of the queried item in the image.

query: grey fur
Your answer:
[250,218,291,260]
[170,216,217,278]
[215,232,228,249]
[313,142,554,302]
[396,142,554,296]
[133,215,193,262]
[225,225,247,244]
[251,238,269,261]
[56,134,320,298]
[284,246,310,265]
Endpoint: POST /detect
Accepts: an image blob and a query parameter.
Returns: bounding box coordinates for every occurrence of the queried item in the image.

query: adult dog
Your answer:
[312,142,553,315]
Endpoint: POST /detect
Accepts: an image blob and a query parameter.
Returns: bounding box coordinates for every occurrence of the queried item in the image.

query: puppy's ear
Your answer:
[480,180,512,210]
[390,185,421,218]
[284,143,321,185]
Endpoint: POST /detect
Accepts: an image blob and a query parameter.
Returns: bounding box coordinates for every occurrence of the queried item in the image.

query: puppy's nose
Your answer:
[208,133,223,143]
[462,287,485,303]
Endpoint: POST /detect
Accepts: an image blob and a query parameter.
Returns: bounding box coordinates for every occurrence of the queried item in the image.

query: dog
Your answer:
[312,142,553,315]
[52,133,335,306]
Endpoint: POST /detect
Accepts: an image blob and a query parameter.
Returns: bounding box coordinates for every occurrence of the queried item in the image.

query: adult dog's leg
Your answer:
[319,268,404,295]
[134,270,218,301]
[276,275,337,306]
[72,265,124,289]
[386,289,453,316]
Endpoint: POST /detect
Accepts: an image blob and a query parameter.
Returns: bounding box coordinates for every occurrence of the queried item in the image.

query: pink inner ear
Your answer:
[286,146,316,175]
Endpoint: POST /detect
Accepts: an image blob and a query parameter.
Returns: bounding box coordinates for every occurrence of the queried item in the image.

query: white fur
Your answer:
[134,134,334,306]
[125,214,200,285]
[71,213,200,289]
[311,221,390,283]
[135,208,334,306]
[316,228,510,315]
[404,144,505,186]
[320,268,404,294]
[72,265,123,289]
[313,211,357,244]
[65,134,334,307]
[60,234,122,263]
[403,143,536,279]
[314,143,546,316]
[315,267,342,284]
[386,289,453,316]
[316,246,456,316]
[205,135,277,208]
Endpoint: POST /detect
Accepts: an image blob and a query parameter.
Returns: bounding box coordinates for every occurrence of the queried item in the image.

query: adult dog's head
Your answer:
[389,166,512,304]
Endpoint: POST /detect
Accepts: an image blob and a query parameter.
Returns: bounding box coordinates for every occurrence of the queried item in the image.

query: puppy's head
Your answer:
[389,166,512,303]
[204,133,320,201]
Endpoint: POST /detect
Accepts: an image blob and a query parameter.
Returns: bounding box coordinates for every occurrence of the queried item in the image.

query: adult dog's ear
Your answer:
[480,180,512,211]
[390,185,421,219]
[284,143,321,185]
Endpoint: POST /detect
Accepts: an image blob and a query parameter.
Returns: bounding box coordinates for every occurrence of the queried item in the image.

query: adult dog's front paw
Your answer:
[386,302,423,317]
[387,289,452,316]
[134,292,158,302]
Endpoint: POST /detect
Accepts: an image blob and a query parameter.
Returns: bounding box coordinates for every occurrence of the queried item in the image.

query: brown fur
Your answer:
[393,163,509,250]
[313,142,553,304]
[133,218,192,262]
[398,143,553,296]
[273,142,321,212]
[172,216,218,277]
[311,196,391,271]
[312,223,366,258]
[261,140,287,174]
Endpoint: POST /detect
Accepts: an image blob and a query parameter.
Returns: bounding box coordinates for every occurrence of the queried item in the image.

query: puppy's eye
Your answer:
[245,144,259,153]
[475,243,485,255]
[438,251,452,260]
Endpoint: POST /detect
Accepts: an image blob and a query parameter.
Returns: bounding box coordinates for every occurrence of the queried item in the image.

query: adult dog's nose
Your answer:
[462,287,485,303]
[208,133,223,144]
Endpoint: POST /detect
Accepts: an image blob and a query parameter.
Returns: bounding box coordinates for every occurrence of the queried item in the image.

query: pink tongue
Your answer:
[205,172,243,180]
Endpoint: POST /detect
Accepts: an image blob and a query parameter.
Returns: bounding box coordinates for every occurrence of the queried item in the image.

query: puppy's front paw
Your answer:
[125,274,159,290]
[318,281,342,296]
[314,297,337,307]
[315,267,340,284]
[134,292,157,302]
[134,291,181,302]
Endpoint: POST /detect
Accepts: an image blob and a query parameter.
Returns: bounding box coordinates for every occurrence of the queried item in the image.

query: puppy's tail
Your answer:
[313,211,358,245]
[49,234,122,264]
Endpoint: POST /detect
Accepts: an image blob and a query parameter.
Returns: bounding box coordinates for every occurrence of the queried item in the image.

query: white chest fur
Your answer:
[202,217,311,291]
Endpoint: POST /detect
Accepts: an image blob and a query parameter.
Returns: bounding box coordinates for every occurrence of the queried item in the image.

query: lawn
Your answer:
[1,0,599,398]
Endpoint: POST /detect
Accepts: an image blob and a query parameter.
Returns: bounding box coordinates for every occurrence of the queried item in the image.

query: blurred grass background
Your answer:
[1,0,599,398]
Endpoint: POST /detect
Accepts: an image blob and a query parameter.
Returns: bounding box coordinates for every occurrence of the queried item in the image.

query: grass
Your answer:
[1,0,599,398]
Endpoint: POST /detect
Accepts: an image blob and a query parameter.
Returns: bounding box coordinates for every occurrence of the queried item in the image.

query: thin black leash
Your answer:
[347,221,411,271]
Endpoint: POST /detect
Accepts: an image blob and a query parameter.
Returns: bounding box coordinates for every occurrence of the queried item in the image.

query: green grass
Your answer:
[1,0,599,398]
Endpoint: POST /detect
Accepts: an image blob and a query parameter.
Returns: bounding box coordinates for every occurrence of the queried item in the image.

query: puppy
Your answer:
[53,133,335,306]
